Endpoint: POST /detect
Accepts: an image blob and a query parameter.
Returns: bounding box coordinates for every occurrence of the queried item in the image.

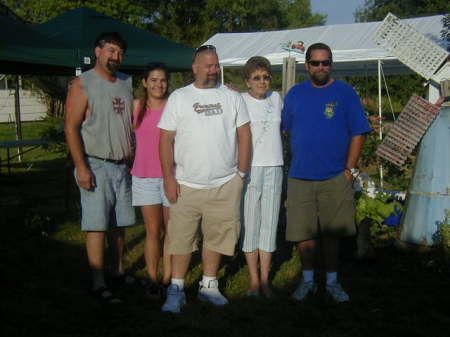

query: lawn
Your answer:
[0,121,63,174]
[1,122,450,337]
[0,121,48,141]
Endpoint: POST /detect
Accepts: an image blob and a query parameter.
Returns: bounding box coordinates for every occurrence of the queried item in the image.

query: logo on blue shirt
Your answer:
[324,102,338,119]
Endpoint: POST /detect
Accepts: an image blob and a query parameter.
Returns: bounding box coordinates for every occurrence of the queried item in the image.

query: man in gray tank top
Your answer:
[65,32,135,303]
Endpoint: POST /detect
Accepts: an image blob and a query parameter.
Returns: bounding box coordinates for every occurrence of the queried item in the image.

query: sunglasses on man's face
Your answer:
[307,60,332,67]
[195,45,216,55]
[250,74,271,81]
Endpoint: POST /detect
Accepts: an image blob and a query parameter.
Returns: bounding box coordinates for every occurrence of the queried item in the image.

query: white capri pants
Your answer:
[241,166,283,253]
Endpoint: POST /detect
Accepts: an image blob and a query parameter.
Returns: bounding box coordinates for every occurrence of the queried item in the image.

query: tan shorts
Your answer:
[168,174,244,256]
[286,172,356,242]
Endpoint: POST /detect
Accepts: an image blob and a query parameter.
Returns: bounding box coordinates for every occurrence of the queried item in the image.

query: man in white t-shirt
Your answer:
[158,45,252,313]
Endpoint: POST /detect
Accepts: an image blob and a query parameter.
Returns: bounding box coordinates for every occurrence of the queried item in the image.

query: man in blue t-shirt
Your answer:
[282,42,371,303]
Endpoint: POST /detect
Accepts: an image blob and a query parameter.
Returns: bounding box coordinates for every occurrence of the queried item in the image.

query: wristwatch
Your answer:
[346,167,360,178]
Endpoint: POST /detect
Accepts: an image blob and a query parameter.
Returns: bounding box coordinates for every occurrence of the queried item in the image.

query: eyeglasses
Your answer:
[307,60,332,67]
[250,74,271,81]
[195,45,216,54]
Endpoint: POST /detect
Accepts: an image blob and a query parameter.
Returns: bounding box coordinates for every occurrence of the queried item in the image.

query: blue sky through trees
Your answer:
[311,0,366,24]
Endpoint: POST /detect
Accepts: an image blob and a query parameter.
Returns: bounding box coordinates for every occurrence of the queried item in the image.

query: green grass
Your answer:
[2,122,450,337]
[0,121,63,171]
[0,121,48,141]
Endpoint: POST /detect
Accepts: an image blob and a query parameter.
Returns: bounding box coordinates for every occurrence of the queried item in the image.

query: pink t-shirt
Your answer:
[131,106,164,178]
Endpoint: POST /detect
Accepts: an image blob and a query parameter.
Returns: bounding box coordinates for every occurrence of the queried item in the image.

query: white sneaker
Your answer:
[197,279,228,306]
[326,282,349,302]
[291,281,317,301]
[161,284,186,313]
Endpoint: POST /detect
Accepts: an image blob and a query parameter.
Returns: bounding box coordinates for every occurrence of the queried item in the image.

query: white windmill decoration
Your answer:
[374,13,448,80]
[373,13,449,246]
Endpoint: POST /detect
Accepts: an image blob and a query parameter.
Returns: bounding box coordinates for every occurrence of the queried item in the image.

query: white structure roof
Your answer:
[203,15,448,76]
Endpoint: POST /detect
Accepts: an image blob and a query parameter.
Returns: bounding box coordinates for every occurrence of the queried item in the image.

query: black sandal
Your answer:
[90,286,122,304]
[145,282,162,299]
[109,273,137,286]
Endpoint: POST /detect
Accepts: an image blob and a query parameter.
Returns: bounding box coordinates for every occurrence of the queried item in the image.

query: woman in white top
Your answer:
[241,56,283,297]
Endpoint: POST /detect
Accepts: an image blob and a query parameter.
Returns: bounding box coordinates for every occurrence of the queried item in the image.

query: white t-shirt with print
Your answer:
[242,91,283,167]
[158,84,250,189]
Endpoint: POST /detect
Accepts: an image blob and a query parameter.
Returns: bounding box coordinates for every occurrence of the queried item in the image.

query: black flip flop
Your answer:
[90,286,122,304]
[109,273,137,286]
[145,282,165,300]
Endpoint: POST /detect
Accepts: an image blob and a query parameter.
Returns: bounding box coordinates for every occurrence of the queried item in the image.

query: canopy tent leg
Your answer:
[14,75,23,163]
[220,65,224,85]
[378,59,384,189]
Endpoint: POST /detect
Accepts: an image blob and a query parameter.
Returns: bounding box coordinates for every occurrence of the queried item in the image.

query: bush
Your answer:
[39,116,67,154]
[440,210,450,258]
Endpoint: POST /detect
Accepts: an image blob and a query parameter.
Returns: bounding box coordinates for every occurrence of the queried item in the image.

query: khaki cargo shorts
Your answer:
[285,172,356,242]
[168,174,244,256]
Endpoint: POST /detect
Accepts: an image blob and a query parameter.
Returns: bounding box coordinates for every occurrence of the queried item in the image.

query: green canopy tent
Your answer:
[34,7,195,73]
[0,15,76,164]
[0,16,76,75]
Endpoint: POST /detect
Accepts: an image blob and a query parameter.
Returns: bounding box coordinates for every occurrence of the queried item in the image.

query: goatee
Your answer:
[310,72,330,86]
[202,76,218,88]
[107,61,120,73]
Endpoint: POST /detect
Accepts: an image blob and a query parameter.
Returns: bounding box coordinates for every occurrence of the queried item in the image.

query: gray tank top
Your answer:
[80,69,133,160]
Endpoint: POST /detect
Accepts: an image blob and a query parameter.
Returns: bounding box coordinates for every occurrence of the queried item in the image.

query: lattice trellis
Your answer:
[376,94,440,166]
[374,13,448,80]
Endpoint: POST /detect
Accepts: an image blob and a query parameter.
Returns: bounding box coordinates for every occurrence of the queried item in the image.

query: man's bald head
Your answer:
[192,48,220,89]
[193,48,217,64]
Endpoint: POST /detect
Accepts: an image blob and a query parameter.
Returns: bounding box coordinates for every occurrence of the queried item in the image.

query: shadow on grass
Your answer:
[4,226,450,337]
[3,157,450,337]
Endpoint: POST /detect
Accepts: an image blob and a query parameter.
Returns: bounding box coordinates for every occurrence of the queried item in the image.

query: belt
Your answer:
[87,155,126,164]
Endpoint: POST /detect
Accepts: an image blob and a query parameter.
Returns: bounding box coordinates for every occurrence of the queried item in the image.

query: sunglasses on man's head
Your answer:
[307,60,332,67]
[195,45,216,54]
[250,74,271,81]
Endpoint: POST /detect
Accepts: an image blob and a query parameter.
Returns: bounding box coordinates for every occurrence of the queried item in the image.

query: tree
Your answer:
[149,0,208,46]
[279,0,326,28]
[204,0,284,33]
[151,0,325,46]
[1,0,152,26]
[355,0,450,22]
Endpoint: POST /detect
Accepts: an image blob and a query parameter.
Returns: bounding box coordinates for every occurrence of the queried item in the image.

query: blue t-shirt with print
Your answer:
[282,80,371,180]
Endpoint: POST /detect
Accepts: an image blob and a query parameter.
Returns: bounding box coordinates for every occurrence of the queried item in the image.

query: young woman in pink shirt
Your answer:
[131,63,170,298]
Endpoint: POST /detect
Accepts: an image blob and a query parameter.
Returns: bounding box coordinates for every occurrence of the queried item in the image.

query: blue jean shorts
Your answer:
[132,176,170,207]
[75,157,136,231]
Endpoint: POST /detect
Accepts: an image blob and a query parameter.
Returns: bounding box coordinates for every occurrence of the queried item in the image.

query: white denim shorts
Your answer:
[132,176,170,207]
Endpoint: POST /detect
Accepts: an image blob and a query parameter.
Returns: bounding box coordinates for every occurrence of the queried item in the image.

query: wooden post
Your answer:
[282,57,296,98]
[14,75,23,162]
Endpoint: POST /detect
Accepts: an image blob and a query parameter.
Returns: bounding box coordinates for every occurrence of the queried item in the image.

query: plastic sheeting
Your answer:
[203,15,448,76]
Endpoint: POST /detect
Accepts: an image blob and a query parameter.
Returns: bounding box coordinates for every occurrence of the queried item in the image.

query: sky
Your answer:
[311,0,367,25]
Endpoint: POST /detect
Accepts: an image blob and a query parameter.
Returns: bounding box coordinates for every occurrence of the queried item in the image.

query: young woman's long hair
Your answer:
[135,62,169,129]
